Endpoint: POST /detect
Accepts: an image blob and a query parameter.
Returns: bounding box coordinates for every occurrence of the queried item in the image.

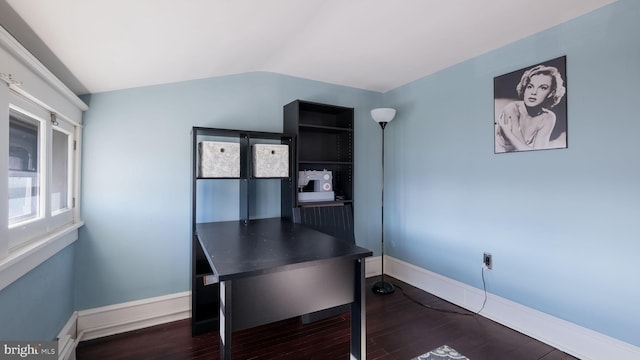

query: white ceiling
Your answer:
[5,0,617,95]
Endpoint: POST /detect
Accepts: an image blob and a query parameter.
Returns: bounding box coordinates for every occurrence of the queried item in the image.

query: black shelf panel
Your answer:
[298,131,352,163]
[193,314,218,325]
[194,238,214,275]
[193,310,218,323]
[299,160,353,165]
[192,320,218,336]
[196,176,241,180]
[195,261,214,276]
[192,305,219,336]
[294,102,353,129]
[297,100,353,113]
[249,176,291,180]
[196,176,290,180]
[299,124,353,133]
[194,281,219,305]
[298,200,353,207]
[193,126,288,141]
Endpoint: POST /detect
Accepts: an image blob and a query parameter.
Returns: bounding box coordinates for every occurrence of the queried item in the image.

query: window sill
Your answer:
[0,221,84,292]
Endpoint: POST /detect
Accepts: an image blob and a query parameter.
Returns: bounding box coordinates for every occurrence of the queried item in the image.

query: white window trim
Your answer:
[0,221,83,291]
[1,91,84,291]
[7,94,78,249]
[1,25,87,291]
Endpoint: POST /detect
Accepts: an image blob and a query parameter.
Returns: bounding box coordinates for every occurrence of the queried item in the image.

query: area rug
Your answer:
[411,345,469,360]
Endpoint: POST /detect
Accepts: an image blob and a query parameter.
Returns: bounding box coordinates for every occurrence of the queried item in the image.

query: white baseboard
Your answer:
[384,255,640,360]
[365,256,381,278]
[76,291,191,341]
[57,311,78,360]
[58,256,639,360]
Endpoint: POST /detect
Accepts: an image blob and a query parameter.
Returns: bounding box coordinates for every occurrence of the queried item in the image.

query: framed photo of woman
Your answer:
[494,56,567,153]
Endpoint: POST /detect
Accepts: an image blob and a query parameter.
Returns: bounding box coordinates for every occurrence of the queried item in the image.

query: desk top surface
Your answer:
[196,218,372,280]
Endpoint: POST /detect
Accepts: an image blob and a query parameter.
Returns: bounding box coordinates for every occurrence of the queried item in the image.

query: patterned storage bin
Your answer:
[198,141,240,177]
[252,144,289,177]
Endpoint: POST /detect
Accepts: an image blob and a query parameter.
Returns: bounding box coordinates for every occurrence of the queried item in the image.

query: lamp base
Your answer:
[372,280,395,295]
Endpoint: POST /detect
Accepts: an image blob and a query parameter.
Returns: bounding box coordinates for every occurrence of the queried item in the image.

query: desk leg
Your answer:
[350,259,366,360]
[220,280,232,360]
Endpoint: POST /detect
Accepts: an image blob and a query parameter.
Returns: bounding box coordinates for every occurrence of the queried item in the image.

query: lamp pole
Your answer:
[371,119,395,295]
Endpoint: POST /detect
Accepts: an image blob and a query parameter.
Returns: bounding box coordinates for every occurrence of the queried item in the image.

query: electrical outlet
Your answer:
[483,252,493,270]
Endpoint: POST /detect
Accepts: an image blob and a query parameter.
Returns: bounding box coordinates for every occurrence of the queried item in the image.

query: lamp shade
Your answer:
[371,108,396,124]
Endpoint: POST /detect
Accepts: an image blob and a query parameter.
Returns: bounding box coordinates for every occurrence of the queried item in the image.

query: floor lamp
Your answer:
[371,107,396,295]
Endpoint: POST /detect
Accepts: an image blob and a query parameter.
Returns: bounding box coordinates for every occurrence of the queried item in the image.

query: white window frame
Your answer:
[0,87,84,291]
[1,24,86,292]
[7,92,76,249]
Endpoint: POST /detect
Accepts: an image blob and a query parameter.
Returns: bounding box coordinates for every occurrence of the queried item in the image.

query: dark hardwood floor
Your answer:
[76,276,578,360]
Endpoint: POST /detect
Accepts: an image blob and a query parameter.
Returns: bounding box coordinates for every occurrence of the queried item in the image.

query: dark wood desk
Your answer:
[196,218,372,360]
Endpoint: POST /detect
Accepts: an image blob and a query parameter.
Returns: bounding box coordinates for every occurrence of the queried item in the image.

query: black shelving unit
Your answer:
[191,126,292,336]
[283,100,354,211]
[282,100,355,239]
[282,100,356,323]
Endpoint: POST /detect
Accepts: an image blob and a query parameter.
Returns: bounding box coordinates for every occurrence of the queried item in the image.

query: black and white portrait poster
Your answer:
[494,56,567,153]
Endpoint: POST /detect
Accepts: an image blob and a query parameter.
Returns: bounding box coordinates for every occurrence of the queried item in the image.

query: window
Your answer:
[1,26,86,291]
[8,109,40,226]
[52,127,70,214]
[6,92,77,250]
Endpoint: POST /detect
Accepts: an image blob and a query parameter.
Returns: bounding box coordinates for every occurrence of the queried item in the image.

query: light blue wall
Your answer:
[382,0,639,347]
[0,244,75,340]
[77,72,382,309]
[4,0,636,348]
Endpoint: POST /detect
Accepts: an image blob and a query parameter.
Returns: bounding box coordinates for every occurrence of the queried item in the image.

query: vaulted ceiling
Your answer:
[1,0,617,95]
